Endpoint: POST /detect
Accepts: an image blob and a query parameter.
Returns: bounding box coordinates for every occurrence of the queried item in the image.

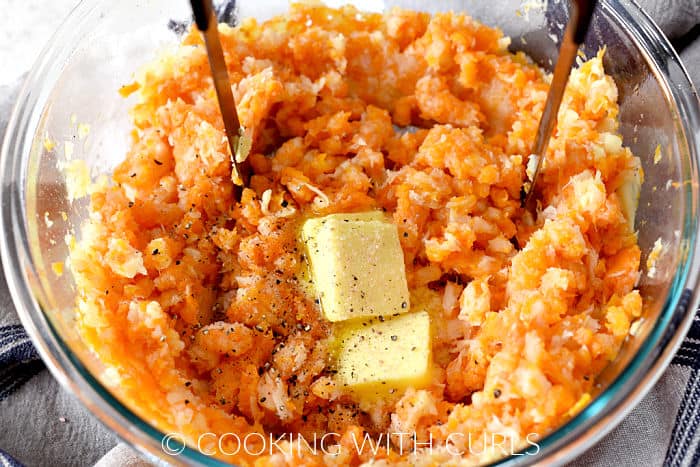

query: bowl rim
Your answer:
[1,0,700,466]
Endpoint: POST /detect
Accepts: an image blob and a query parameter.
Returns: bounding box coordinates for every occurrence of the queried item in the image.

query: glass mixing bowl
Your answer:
[2,0,699,465]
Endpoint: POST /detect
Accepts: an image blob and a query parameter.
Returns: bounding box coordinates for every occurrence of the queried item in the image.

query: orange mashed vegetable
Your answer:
[71,4,643,465]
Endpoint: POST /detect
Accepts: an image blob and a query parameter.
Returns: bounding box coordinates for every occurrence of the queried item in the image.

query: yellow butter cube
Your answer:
[312,211,387,223]
[302,212,410,322]
[334,311,432,398]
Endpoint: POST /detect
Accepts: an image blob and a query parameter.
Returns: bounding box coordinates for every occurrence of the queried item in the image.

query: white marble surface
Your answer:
[0,0,80,87]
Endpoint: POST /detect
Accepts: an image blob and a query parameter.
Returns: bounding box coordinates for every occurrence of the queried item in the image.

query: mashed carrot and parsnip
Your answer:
[70,4,643,465]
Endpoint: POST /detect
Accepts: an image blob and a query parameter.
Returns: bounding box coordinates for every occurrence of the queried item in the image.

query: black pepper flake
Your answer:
[152,248,159,255]
[494,389,502,398]
[403,232,408,237]
[185,381,191,387]
[175,260,181,265]
[185,399,190,404]
[130,173,136,178]
[154,159,163,165]
[281,199,288,207]
[401,301,407,309]
[259,397,267,403]
[128,201,134,208]
[378,316,385,322]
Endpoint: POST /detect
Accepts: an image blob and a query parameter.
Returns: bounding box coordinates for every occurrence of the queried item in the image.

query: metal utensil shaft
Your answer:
[190,0,250,192]
[522,0,597,213]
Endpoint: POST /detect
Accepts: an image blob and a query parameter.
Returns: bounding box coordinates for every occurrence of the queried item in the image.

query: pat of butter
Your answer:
[302,212,410,322]
[314,211,387,223]
[335,311,432,398]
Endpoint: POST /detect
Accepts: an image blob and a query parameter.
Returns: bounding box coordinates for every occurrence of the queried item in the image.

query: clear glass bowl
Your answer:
[2,0,699,465]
